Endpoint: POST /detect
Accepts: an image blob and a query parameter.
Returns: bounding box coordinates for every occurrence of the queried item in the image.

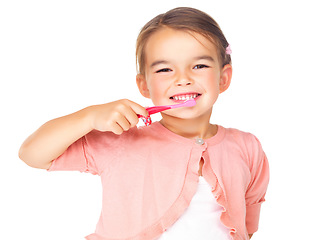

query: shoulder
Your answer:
[222,126,266,168]
[223,126,262,148]
[84,124,161,149]
[85,126,141,144]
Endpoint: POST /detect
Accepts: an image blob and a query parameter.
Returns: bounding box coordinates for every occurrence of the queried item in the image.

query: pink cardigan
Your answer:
[48,122,269,240]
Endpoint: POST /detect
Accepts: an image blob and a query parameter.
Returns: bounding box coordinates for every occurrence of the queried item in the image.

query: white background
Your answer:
[1,0,313,239]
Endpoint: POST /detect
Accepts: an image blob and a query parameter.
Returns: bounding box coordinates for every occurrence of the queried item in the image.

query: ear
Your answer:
[136,74,151,98]
[219,64,232,93]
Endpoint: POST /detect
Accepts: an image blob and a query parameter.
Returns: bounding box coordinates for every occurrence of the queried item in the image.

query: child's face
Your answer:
[137,27,231,121]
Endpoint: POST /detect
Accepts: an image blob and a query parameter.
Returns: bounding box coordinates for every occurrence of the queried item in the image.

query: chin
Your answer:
[162,110,208,120]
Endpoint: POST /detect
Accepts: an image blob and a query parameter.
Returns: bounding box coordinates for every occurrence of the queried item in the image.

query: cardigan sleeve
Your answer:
[47,135,100,175]
[245,134,270,234]
[47,129,131,175]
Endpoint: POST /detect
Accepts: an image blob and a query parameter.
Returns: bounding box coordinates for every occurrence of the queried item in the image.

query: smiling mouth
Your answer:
[170,93,201,101]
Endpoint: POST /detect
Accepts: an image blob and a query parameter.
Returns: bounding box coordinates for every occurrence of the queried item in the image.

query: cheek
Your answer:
[201,72,220,92]
[147,76,169,99]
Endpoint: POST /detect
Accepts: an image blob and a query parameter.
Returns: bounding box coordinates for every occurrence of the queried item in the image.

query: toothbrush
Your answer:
[138,99,196,126]
[145,98,196,115]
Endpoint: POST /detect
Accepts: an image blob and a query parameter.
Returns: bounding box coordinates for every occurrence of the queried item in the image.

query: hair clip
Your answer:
[226,44,232,55]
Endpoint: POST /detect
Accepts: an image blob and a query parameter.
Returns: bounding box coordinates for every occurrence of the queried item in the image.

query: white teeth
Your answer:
[172,94,198,101]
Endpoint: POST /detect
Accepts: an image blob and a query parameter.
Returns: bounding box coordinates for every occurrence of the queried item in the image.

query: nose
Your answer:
[175,72,193,86]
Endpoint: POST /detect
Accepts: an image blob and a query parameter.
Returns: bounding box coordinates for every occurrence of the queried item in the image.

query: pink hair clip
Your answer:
[226,44,232,55]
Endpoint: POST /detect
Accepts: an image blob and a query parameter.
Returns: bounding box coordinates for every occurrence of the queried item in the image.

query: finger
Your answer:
[111,122,124,135]
[126,100,149,118]
[116,114,133,132]
[120,107,141,127]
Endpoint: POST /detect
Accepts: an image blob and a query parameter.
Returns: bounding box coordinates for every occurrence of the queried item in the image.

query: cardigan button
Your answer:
[195,138,204,145]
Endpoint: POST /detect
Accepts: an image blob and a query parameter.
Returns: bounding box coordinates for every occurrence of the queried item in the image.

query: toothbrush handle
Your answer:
[146,106,171,115]
[138,99,196,118]
[137,106,170,119]
[141,100,194,116]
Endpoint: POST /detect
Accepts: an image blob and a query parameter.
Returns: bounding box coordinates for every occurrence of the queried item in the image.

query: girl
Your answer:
[19,7,269,240]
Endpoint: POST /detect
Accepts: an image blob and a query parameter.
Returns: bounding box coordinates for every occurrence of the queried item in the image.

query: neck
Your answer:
[159,109,217,140]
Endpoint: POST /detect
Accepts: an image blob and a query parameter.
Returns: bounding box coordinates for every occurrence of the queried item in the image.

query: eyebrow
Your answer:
[193,55,215,62]
[150,60,170,69]
[150,55,215,69]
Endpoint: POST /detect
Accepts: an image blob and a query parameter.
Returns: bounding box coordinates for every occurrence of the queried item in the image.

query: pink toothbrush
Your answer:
[138,99,196,126]
[145,98,196,115]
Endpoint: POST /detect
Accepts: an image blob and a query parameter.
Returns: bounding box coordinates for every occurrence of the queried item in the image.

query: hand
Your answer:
[87,99,148,134]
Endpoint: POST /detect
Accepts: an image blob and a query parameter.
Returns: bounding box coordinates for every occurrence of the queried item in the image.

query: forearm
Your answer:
[19,107,93,169]
[19,99,148,169]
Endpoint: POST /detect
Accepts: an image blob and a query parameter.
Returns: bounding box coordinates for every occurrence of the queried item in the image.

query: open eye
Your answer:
[156,68,172,73]
[193,64,209,69]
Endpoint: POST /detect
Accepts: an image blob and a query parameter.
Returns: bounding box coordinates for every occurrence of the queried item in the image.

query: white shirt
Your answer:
[157,176,230,240]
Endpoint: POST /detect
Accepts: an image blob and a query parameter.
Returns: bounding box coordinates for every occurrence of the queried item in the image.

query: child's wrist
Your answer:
[79,105,97,133]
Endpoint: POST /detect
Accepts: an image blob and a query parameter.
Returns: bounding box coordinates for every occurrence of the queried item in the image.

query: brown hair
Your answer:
[136,7,231,75]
